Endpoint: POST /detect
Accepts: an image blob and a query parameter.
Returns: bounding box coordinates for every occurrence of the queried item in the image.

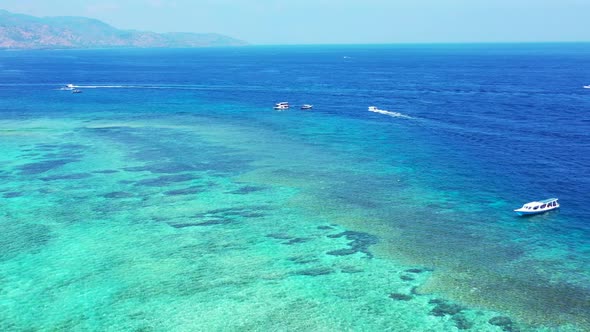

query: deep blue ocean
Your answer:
[0,44,589,331]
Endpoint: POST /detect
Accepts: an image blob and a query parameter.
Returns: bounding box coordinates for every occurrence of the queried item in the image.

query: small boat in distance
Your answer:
[584,85,590,89]
[274,102,289,110]
[301,104,313,110]
[514,198,559,216]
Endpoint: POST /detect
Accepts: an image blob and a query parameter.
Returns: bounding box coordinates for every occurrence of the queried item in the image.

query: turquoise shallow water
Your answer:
[1,45,590,331]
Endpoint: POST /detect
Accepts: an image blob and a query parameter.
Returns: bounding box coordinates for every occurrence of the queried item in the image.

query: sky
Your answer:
[2,0,589,45]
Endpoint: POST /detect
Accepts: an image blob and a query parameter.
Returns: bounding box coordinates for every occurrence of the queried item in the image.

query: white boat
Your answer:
[301,104,313,110]
[514,198,559,216]
[584,85,590,89]
[274,102,289,110]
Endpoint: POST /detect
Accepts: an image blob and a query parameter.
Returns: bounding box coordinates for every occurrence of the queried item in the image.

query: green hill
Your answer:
[0,9,247,49]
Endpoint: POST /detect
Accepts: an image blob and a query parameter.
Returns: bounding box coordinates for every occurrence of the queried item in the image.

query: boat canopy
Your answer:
[539,198,558,204]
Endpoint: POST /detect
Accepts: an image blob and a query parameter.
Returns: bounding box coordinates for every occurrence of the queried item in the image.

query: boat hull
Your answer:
[514,206,559,216]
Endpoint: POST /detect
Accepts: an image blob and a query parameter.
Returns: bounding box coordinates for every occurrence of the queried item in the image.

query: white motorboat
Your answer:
[514,198,559,216]
[301,104,313,110]
[584,85,590,89]
[274,102,289,110]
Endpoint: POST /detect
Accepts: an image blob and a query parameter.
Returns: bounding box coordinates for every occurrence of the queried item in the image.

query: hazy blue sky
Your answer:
[2,0,589,44]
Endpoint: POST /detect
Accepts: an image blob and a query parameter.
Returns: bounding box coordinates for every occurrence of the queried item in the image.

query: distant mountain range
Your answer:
[0,9,247,49]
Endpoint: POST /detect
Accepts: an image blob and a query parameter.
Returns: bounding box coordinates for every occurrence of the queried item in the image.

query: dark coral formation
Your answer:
[3,192,23,198]
[295,267,334,276]
[41,173,92,181]
[16,143,87,175]
[405,268,432,274]
[317,225,335,230]
[400,274,415,281]
[489,316,519,332]
[326,248,357,256]
[284,237,311,245]
[389,293,413,301]
[103,191,134,199]
[169,206,268,228]
[164,187,203,196]
[429,299,464,317]
[266,233,293,240]
[1,222,51,262]
[228,185,266,195]
[326,231,378,258]
[93,169,119,174]
[169,221,229,228]
[340,266,364,274]
[134,173,196,187]
[453,314,473,330]
[17,159,78,175]
[266,233,311,245]
[288,256,319,265]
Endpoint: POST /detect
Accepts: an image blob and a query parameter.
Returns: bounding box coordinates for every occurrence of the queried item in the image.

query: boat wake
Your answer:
[61,84,149,90]
[368,106,413,119]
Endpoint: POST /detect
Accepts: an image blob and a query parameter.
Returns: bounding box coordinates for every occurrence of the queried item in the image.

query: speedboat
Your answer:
[514,198,559,216]
[274,102,289,110]
[301,104,313,110]
[584,85,590,89]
